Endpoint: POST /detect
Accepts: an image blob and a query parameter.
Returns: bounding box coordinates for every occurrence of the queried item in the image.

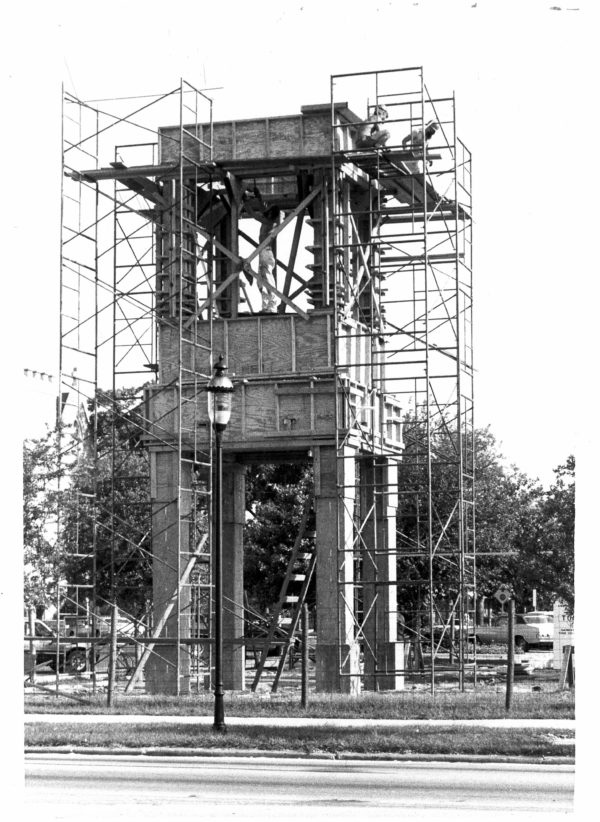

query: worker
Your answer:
[402,119,439,174]
[242,187,281,312]
[355,104,390,149]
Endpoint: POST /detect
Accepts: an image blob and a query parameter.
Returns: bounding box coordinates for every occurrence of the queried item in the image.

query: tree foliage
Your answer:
[395,414,575,618]
[23,427,64,612]
[59,388,152,619]
[243,462,314,615]
[25,391,574,627]
[476,455,574,614]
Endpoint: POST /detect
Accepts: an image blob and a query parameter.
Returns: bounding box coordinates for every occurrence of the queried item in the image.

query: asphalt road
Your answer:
[25,753,574,821]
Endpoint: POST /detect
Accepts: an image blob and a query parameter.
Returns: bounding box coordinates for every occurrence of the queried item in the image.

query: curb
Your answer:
[25,746,575,766]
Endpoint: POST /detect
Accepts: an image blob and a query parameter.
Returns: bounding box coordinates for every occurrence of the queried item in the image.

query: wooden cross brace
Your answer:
[196,185,322,319]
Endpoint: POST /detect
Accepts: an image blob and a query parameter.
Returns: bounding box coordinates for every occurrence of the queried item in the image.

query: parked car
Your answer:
[23,619,89,673]
[24,618,138,675]
[417,615,474,650]
[473,611,553,651]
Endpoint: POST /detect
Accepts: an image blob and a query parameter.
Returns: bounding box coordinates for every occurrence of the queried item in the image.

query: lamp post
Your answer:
[207,355,233,731]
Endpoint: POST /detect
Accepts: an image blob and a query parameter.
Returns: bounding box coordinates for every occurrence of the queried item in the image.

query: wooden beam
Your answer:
[196,226,241,267]
[244,186,322,265]
[238,229,305,288]
[197,201,315,320]
[110,162,167,207]
[69,155,333,185]
[279,214,304,309]
[195,248,308,320]
[348,212,372,305]
[223,170,244,206]
[229,194,240,318]
[288,279,311,302]
[69,162,182,182]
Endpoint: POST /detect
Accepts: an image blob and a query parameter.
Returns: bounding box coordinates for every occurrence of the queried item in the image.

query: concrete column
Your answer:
[360,455,403,691]
[314,445,360,693]
[221,459,246,690]
[146,449,192,694]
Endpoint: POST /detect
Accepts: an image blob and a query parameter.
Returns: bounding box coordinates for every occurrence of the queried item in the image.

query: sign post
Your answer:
[494,584,510,613]
[505,599,515,713]
[493,585,514,712]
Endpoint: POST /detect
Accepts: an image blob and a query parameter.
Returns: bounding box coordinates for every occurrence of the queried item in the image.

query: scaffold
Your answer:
[56,81,217,695]
[329,67,475,691]
[33,67,474,699]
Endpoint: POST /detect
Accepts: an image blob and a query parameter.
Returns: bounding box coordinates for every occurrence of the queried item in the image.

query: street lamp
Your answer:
[207,355,234,731]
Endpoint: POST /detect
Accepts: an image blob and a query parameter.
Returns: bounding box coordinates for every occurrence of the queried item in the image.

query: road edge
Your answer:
[25,745,575,766]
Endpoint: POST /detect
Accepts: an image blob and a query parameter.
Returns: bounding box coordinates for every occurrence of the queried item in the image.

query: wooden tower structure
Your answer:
[58,68,474,696]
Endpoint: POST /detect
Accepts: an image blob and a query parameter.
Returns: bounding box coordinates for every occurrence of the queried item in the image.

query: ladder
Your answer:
[251,493,316,692]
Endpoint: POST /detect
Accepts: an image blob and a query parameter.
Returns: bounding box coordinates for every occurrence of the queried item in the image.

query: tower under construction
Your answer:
[56,67,475,695]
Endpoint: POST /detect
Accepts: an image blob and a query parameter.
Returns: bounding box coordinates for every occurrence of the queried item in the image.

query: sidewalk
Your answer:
[25,714,575,730]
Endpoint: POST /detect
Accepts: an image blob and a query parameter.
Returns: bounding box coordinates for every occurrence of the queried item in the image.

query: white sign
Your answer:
[494,585,511,604]
[553,600,574,671]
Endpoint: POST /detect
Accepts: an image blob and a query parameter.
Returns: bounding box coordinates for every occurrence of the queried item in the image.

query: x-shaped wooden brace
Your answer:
[196,184,322,320]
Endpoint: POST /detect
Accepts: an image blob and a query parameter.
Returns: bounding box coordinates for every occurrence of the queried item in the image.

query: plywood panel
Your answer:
[233,121,268,159]
[158,103,363,164]
[269,118,303,157]
[191,324,213,376]
[227,321,259,376]
[147,386,179,437]
[192,316,334,379]
[314,393,336,433]
[261,317,293,374]
[302,113,330,155]
[279,393,311,431]
[212,122,234,159]
[159,110,336,164]
[244,384,277,436]
[295,315,330,372]
[158,324,177,383]
[158,322,222,382]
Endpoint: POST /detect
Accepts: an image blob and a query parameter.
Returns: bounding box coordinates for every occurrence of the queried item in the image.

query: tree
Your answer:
[59,388,152,620]
[395,418,574,622]
[240,428,577,627]
[533,456,575,614]
[474,455,574,614]
[243,462,314,615]
[394,419,509,623]
[475,457,545,606]
[23,427,64,614]
[29,385,574,634]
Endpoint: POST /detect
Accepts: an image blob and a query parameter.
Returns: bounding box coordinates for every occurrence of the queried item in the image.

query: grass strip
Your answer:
[24,690,575,720]
[25,722,574,759]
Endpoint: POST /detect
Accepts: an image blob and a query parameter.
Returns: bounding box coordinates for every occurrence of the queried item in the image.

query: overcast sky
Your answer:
[5,0,595,489]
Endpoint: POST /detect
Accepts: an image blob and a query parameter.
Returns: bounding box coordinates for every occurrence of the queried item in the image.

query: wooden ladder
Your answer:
[251,494,316,692]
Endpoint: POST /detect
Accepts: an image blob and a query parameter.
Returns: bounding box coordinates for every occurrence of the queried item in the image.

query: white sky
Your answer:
[2,0,597,801]
[6,0,594,487]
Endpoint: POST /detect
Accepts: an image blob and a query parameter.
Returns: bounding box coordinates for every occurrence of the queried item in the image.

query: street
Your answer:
[25,754,574,821]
